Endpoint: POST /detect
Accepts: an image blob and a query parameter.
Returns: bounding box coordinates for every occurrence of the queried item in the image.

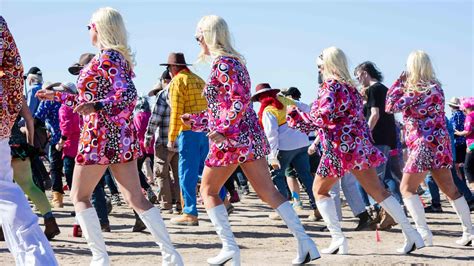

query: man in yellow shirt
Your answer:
[161,53,208,225]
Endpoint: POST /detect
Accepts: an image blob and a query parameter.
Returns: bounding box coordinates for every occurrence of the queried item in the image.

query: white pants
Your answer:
[329,172,366,221]
[0,139,57,266]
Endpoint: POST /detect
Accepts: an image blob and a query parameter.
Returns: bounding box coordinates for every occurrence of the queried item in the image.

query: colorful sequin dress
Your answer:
[55,49,141,165]
[188,56,270,167]
[386,80,452,173]
[287,79,386,178]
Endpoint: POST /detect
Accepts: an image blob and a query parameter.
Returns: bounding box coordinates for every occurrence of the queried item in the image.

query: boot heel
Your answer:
[337,240,348,255]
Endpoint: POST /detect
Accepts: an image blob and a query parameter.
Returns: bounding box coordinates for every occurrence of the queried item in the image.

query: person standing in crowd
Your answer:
[354,61,403,228]
[24,66,43,115]
[0,15,58,265]
[145,69,181,214]
[386,50,472,248]
[455,97,474,199]
[183,15,320,265]
[9,98,61,240]
[253,83,317,220]
[163,52,209,226]
[36,7,183,265]
[133,96,158,204]
[35,81,65,208]
[288,47,424,254]
[449,97,467,177]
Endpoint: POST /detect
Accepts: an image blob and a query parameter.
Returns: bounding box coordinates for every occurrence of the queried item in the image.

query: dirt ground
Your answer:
[1,187,473,265]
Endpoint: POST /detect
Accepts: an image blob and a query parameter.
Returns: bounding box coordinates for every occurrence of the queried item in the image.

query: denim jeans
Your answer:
[177,131,209,217]
[330,172,366,220]
[104,168,119,195]
[357,145,403,205]
[63,156,75,189]
[272,146,316,209]
[426,166,474,206]
[48,145,64,194]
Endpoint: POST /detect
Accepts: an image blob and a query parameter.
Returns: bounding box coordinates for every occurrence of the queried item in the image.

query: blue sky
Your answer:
[1,0,473,115]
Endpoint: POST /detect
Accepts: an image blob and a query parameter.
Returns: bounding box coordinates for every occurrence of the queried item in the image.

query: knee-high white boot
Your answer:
[403,194,433,246]
[450,196,473,247]
[315,197,348,255]
[276,201,320,264]
[206,204,240,266]
[139,207,183,266]
[379,196,425,254]
[76,208,110,266]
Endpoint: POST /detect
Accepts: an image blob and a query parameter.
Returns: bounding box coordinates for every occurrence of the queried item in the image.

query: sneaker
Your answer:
[269,212,282,220]
[292,199,303,210]
[146,188,158,204]
[111,193,122,206]
[241,185,250,195]
[424,205,443,213]
[170,213,199,226]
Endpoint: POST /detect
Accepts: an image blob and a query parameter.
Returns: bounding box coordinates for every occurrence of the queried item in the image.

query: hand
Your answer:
[454,130,462,136]
[207,131,226,145]
[181,114,192,127]
[269,159,280,170]
[74,102,95,116]
[167,141,177,152]
[308,142,318,155]
[399,71,407,83]
[55,140,64,151]
[35,89,55,101]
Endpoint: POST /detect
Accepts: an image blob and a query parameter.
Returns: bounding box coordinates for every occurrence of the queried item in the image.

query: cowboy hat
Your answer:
[159,52,192,66]
[42,81,62,91]
[447,97,460,108]
[251,83,280,102]
[68,53,96,75]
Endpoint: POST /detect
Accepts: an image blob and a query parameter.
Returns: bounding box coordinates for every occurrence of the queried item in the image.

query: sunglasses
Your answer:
[86,23,96,31]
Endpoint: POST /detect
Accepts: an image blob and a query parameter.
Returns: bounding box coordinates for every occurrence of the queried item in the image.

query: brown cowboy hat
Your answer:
[159,52,192,66]
[251,83,280,102]
[68,53,96,75]
[447,97,460,108]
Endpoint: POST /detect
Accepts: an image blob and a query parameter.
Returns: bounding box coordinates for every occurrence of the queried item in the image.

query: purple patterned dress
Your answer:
[287,79,386,178]
[189,56,270,167]
[386,80,452,173]
[54,49,141,165]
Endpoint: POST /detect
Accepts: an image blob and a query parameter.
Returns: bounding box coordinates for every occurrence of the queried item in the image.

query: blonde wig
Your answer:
[319,46,355,87]
[91,7,134,67]
[196,15,245,64]
[405,50,439,92]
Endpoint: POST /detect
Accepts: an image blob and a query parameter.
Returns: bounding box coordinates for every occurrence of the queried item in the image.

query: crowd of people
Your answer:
[0,6,472,266]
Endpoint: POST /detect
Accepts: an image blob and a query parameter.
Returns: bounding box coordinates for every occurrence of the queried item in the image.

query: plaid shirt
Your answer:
[168,69,207,142]
[145,88,170,147]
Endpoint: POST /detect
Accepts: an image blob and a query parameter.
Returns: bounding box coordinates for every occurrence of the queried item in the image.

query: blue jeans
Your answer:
[272,146,316,209]
[357,145,403,206]
[104,168,119,195]
[63,156,75,189]
[426,166,474,206]
[178,131,209,216]
[330,173,366,220]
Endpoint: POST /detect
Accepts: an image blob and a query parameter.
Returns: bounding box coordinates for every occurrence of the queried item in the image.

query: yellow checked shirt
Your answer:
[168,69,208,142]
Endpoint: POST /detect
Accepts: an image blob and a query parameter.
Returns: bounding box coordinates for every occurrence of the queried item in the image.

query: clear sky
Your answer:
[1,0,473,115]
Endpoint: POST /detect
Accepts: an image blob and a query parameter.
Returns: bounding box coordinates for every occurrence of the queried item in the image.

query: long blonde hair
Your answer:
[405,50,439,92]
[196,15,245,64]
[320,46,355,87]
[91,7,134,67]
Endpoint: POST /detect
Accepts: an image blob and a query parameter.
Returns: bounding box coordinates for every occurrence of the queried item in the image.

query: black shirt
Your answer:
[364,82,397,149]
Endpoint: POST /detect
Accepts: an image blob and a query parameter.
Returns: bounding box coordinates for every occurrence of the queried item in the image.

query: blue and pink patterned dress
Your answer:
[386,80,452,173]
[287,79,386,178]
[54,49,141,165]
[188,56,270,167]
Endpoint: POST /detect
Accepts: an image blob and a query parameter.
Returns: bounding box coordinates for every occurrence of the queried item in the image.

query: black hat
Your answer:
[68,53,96,75]
[23,66,42,79]
[282,87,301,99]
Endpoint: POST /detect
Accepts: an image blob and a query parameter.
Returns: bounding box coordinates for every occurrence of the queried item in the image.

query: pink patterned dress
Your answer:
[386,80,452,173]
[54,49,141,165]
[287,79,386,178]
[188,56,270,167]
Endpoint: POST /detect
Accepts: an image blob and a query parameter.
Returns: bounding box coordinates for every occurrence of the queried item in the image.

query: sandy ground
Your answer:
[1,186,473,265]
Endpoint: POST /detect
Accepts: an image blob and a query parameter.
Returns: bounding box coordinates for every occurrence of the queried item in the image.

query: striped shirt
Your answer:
[168,69,207,142]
